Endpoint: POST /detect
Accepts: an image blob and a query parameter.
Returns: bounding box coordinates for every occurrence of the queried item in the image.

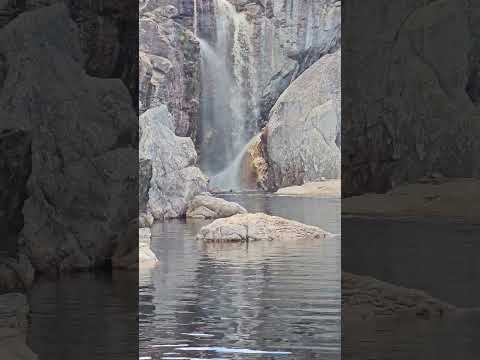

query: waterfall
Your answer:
[198,0,257,190]
[193,0,198,36]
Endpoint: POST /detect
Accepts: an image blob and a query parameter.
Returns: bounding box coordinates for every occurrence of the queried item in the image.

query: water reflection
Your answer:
[140,194,340,359]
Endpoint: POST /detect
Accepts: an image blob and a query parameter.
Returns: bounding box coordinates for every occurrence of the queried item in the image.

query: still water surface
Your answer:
[139,193,341,360]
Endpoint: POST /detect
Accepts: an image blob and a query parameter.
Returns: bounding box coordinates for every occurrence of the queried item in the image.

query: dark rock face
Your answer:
[0,4,138,273]
[0,130,31,258]
[342,0,480,196]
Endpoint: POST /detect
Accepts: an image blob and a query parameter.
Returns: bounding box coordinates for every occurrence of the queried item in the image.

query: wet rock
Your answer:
[187,194,247,219]
[140,106,208,220]
[343,272,456,320]
[265,50,341,190]
[139,227,158,268]
[0,293,38,360]
[0,4,138,273]
[197,213,330,243]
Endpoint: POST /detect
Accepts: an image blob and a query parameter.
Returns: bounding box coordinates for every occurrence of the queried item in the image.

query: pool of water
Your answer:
[139,193,341,360]
[342,216,480,359]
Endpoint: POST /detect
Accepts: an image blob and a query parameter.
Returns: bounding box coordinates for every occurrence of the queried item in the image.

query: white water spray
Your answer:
[198,0,258,190]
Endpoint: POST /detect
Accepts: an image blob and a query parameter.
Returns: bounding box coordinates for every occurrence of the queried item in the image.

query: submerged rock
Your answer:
[0,293,38,360]
[140,106,208,220]
[187,195,247,219]
[197,213,330,243]
[265,50,341,190]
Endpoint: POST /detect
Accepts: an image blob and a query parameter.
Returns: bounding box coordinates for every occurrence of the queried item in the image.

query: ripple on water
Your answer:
[140,194,341,359]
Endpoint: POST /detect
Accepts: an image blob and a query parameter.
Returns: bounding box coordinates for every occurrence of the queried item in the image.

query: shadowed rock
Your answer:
[197,213,330,243]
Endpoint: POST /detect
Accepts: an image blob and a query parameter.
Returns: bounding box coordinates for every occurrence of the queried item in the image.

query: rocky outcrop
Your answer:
[264,50,341,190]
[342,0,480,196]
[140,106,208,220]
[0,4,138,273]
[186,194,247,219]
[343,272,456,319]
[0,293,38,359]
[139,1,200,137]
[197,213,330,242]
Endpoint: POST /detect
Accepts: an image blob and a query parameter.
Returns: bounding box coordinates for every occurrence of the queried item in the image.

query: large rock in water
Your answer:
[265,50,341,190]
[187,195,247,219]
[197,213,330,243]
[0,4,138,273]
[140,106,208,219]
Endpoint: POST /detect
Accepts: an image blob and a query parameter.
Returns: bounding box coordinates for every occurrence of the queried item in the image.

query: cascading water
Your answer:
[197,0,258,190]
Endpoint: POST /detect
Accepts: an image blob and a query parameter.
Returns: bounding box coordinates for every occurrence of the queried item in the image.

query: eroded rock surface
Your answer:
[197,213,330,242]
[264,50,341,190]
[140,106,208,220]
[139,1,200,137]
[187,194,247,219]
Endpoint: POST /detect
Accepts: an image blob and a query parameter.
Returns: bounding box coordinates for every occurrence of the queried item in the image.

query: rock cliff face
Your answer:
[139,106,208,219]
[198,0,341,127]
[139,0,200,138]
[342,0,480,196]
[0,0,139,101]
[0,4,138,273]
[264,50,341,190]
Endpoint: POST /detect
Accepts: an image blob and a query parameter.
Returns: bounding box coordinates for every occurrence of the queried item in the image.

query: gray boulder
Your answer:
[187,195,247,219]
[265,50,341,190]
[197,213,330,243]
[140,106,208,220]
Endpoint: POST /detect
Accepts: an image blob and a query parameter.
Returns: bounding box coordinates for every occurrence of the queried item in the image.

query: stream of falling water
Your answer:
[197,0,257,190]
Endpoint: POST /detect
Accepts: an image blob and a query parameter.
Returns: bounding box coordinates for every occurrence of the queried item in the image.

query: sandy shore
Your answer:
[275,179,340,197]
[343,178,480,223]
